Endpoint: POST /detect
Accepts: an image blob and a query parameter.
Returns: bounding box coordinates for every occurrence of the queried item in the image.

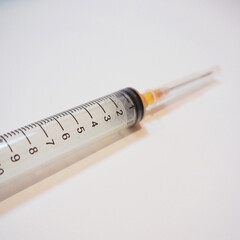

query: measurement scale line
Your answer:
[95,102,106,113]
[0,135,13,152]
[18,129,31,145]
[67,111,79,124]
[120,93,130,103]
[82,107,93,119]
[108,97,118,108]
[52,117,64,131]
[36,123,49,138]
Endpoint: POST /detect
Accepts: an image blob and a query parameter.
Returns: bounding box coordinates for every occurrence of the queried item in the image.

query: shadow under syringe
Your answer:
[0,78,218,214]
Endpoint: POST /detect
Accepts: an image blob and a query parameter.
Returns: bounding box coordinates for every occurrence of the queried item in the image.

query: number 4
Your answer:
[92,121,98,127]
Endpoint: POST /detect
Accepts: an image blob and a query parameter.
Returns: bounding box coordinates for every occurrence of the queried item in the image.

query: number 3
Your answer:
[104,115,111,121]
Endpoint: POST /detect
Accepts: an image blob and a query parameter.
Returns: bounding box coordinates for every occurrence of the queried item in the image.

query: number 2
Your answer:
[116,110,123,116]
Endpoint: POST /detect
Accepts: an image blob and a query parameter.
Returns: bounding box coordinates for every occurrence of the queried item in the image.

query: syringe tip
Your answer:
[141,88,169,107]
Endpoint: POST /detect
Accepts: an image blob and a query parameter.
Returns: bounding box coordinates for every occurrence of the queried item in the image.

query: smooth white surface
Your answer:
[0,0,240,239]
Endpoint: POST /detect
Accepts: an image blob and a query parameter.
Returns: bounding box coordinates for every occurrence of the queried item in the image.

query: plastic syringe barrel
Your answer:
[0,88,145,201]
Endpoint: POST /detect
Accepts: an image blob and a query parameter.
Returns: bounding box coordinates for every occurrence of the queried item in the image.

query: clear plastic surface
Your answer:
[0,90,137,201]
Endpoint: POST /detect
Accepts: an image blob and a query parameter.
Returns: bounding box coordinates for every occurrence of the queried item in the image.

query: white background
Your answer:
[0,0,240,239]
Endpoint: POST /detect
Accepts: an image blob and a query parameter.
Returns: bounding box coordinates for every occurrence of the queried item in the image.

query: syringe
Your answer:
[0,67,218,201]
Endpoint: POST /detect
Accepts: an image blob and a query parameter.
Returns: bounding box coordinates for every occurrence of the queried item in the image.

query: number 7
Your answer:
[46,139,55,145]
